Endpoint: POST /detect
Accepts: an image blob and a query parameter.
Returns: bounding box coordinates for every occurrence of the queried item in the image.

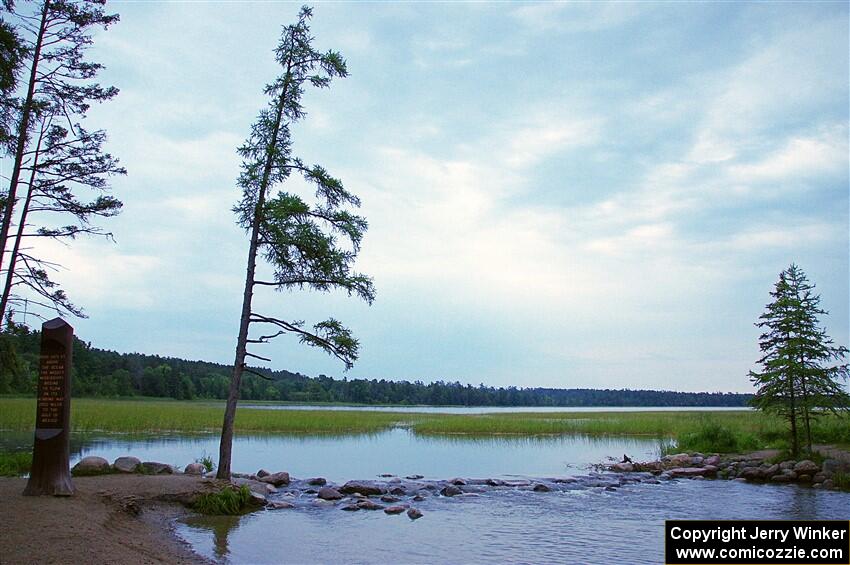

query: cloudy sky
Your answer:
[11,1,849,392]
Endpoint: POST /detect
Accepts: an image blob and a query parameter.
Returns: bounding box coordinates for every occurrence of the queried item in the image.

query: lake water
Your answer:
[2,411,847,564]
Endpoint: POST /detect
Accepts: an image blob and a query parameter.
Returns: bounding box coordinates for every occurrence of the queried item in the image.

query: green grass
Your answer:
[0,451,32,477]
[193,484,254,515]
[0,398,407,433]
[1,398,847,455]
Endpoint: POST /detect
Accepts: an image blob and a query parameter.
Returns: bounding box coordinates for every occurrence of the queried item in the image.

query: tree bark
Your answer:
[0,1,49,274]
[217,55,293,480]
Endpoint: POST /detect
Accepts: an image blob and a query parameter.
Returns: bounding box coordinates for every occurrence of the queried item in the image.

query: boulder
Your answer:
[113,456,141,474]
[664,453,691,466]
[389,486,407,496]
[533,483,551,492]
[450,478,467,486]
[140,461,175,475]
[339,481,384,496]
[822,479,835,489]
[611,462,634,473]
[739,467,763,480]
[341,504,360,511]
[762,464,779,478]
[356,499,385,510]
[267,500,294,509]
[380,495,401,503]
[794,460,819,474]
[247,490,267,507]
[690,456,704,466]
[413,495,426,502]
[407,508,423,520]
[812,473,828,484]
[486,479,505,486]
[73,456,111,476]
[405,474,424,480]
[184,463,206,475]
[771,474,794,483]
[702,465,718,475]
[797,474,812,483]
[779,460,796,470]
[317,487,344,501]
[256,469,270,478]
[440,485,463,497]
[259,472,290,487]
[705,455,721,466]
[668,467,709,478]
[307,477,327,486]
[384,505,407,515]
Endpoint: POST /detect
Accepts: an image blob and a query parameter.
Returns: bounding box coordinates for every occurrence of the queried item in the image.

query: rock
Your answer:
[318,487,344,501]
[384,505,407,515]
[256,469,270,478]
[339,481,384,496]
[247,490,267,507]
[822,479,835,489]
[668,467,709,478]
[267,500,294,509]
[690,456,704,466]
[389,486,407,496]
[779,460,796,471]
[450,478,466,485]
[812,473,828,484]
[664,453,691,466]
[782,469,797,480]
[771,474,794,483]
[611,462,634,473]
[604,486,617,491]
[388,477,402,484]
[259,472,290,487]
[379,473,395,478]
[112,456,141,474]
[794,460,819,474]
[797,474,812,483]
[307,477,327,486]
[486,479,505,486]
[407,508,423,520]
[702,465,718,475]
[356,499,385,510]
[413,495,426,502]
[739,467,763,480]
[705,455,721,466]
[140,461,175,475]
[381,495,401,503]
[733,478,747,482]
[440,485,463,497]
[184,463,206,475]
[762,464,780,478]
[341,504,360,511]
[73,456,111,476]
[405,474,424,480]
[533,483,551,492]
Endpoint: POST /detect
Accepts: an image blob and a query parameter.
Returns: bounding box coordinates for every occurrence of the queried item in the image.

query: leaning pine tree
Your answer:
[217,6,374,480]
[749,264,849,457]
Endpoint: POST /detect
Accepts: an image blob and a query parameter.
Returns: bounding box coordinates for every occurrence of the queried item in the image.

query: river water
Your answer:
[2,416,847,564]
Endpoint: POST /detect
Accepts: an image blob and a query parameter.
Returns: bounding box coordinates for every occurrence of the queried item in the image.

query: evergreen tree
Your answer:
[217,5,375,479]
[0,0,121,321]
[749,264,849,456]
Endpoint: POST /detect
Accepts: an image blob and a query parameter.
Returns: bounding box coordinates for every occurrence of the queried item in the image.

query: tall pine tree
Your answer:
[217,5,374,479]
[750,264,849,456]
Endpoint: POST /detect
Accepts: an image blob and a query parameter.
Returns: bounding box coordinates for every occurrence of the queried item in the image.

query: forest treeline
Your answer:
[0,326,752,406]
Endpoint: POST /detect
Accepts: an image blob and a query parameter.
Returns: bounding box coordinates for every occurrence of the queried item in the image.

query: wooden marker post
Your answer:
[23,318,75,496]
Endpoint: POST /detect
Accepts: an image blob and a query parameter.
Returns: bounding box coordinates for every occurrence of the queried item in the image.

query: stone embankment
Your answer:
[608,451,849,490]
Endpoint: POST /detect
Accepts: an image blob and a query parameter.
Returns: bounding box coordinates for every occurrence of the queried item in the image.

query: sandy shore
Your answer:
[0,474,221,565]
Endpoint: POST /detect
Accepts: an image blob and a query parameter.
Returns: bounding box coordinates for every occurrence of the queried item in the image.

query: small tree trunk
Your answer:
[0,1,49,273]
[217,61,293,480]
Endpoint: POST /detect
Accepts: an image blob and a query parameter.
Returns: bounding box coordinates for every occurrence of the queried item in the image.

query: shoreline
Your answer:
[0,475,213,564]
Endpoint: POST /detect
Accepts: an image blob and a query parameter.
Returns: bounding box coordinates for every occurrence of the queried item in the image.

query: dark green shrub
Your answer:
[193,485,254,515]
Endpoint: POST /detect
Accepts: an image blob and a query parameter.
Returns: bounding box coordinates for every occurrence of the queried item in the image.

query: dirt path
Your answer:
[0,474,221,565]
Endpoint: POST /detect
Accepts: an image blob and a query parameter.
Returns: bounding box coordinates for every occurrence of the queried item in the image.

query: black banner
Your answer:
[666,520,849,564]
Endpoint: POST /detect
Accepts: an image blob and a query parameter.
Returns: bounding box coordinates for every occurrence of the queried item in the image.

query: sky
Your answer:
[6,1,848,393]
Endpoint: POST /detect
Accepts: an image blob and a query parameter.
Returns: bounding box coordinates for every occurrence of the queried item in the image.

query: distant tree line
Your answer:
[0,324,752,406]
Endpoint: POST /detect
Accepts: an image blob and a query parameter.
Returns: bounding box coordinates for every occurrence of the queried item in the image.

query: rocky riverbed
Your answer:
[607,450,850,490]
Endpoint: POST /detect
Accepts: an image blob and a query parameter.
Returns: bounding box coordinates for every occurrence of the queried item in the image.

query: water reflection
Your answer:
[183,515,244,561]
